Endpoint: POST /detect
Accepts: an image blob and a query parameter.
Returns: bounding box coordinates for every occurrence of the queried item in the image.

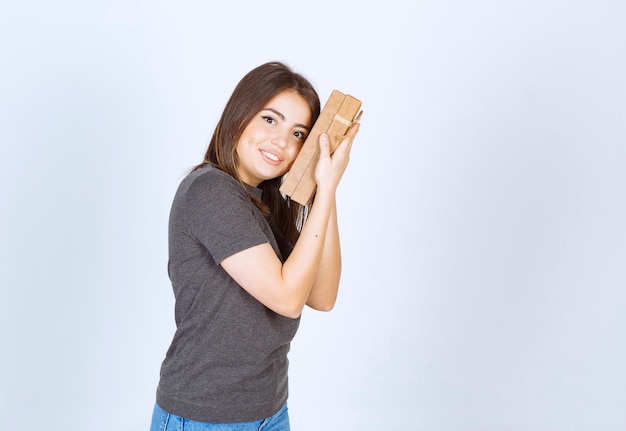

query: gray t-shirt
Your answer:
[156,164,300,423]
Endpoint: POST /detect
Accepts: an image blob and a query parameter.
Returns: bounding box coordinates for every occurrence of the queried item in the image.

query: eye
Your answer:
[261,115,276,125]
[293,130,307,141]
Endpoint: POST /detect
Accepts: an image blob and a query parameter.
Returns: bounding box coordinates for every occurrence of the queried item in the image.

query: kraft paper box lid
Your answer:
[280,90,362,205]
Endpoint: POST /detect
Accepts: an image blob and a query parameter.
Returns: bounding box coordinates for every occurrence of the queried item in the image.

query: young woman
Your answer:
[150,61,360,430]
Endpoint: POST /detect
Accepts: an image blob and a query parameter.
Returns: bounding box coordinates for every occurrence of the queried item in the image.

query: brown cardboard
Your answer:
[280,90,362,205]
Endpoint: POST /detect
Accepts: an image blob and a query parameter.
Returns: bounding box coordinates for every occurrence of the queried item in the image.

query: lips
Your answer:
[260,149,282,164]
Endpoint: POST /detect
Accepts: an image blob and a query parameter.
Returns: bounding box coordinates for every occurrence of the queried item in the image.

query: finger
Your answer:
[335,123,360,156]
[347,122,360,139]
[319,133,330,157]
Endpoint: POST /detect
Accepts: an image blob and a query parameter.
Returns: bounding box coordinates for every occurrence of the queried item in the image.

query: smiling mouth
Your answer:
[261,150,281,162]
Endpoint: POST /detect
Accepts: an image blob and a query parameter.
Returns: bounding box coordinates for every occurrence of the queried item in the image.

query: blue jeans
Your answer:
[150,403,290,431]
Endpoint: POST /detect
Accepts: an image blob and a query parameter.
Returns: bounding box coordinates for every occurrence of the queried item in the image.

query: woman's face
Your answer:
[235,90,312,186]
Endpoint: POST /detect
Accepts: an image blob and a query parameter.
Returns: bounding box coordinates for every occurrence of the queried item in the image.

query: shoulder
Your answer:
[186,164,240,189]
[180,165,247,201]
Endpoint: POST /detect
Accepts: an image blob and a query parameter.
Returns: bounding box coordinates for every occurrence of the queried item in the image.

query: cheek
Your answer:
[286,146,302,165]
[235,130,257,158]
[239,125,263,146]
[233,140,244,160]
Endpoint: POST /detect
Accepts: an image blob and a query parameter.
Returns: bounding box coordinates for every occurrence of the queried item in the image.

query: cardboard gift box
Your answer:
[280,90,362,205]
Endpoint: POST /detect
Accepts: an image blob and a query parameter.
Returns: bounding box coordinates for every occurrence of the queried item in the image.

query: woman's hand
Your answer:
[315,123,360,193]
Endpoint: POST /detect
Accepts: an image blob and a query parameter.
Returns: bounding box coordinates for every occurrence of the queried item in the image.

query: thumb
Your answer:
[318,133,330,158]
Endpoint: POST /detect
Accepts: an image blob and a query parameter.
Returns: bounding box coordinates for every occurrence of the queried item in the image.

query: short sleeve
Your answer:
[185,171,269,264]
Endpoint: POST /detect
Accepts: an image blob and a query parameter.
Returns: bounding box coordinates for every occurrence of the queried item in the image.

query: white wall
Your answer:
[1,1,625,430]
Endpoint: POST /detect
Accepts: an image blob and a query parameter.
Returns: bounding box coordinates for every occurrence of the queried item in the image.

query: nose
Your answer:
[271,132,289,148]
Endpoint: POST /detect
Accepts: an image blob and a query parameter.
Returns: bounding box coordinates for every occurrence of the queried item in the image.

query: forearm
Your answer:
[221,189,335,319]
[279,186,335,308]
[306,198,341,311]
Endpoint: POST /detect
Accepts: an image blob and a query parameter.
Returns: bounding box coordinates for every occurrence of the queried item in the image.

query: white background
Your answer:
[1,1,625,430]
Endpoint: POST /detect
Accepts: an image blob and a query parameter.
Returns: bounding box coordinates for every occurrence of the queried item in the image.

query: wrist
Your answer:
[315,182,338,198]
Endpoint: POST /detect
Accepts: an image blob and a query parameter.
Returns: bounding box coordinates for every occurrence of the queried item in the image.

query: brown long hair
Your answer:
[195,62,320,245]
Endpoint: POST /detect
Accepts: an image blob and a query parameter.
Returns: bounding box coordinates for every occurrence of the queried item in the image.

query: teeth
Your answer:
[262,150,279,161]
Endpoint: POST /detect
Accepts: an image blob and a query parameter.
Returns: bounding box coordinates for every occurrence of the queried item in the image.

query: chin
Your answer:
[264,169,287,181]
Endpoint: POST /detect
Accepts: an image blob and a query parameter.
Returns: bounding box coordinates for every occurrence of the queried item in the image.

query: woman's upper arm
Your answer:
[220,243,305,319]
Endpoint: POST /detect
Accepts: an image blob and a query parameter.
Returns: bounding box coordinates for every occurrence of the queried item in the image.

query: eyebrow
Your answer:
[262,108,310,132]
